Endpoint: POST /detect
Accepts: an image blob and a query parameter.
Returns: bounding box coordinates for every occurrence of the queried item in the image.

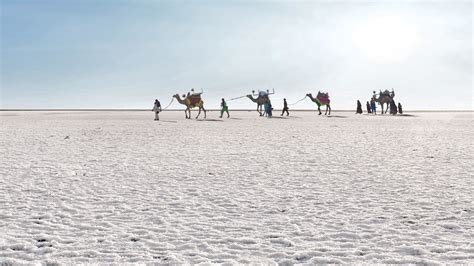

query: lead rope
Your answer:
[289,95,307,106]
[161,97,175,110]
[228,95,248,101]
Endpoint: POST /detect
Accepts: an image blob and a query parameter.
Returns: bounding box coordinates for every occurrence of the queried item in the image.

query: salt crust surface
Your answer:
[1,111,473,264]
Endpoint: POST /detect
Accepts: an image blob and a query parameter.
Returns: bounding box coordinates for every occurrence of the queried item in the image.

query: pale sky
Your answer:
[1,0,472,110]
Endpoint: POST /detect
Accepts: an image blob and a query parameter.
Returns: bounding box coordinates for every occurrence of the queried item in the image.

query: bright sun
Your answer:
[352,16,418,63]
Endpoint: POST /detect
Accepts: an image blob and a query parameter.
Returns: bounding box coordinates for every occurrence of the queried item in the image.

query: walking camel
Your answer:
[173,91,206,119]
[373,89,395,114]
[306,91,331,115]
[246,89,273,116]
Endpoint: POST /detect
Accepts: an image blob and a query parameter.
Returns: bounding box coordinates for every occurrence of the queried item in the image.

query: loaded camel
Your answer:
[306,91,331,115]
[246,89,273,116]
[173,89,206,119]
[373,89,395,114]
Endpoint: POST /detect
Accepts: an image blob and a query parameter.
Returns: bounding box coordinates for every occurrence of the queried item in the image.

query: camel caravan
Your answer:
[153,88,403,120]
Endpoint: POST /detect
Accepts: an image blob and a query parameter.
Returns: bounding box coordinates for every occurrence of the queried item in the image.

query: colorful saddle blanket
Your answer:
[187,95,202,106]
[316,95,330,105]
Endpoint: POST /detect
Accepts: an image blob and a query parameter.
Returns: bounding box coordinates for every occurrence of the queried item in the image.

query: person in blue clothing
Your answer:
[370,98,377,114]
[263,102,273,117]
[263,102,269,116]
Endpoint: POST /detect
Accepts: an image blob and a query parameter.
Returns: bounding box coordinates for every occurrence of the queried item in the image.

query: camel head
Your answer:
[172,94,185,100]
[306,93,312,97]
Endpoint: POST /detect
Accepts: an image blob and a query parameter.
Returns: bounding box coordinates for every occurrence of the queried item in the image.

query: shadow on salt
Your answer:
[326,115,347,118]
[268,116,289,119]
[196,119,224,122]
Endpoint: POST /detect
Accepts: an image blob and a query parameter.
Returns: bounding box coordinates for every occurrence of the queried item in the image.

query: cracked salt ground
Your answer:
[0,111,473,264]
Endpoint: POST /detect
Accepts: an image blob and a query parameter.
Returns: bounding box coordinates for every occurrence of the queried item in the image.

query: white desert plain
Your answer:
[0,110,473,264]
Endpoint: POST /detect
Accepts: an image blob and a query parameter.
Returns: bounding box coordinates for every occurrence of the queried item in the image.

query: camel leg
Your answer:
[258,105,262,116]
[196,108,201,119]
[202,106,206,118]
[328,105,331,115]
[187,108,191,119]
[318,105,322,115]
[184,109,188,119]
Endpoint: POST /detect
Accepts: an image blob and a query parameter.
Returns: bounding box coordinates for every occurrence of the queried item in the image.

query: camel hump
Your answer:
[316,93,330,105]
[188,94,202,106]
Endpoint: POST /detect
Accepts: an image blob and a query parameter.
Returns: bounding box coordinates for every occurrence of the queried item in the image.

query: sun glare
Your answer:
[352,16,418,63]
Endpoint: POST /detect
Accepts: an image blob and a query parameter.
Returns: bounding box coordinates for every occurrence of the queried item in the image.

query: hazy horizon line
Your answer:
[1,109,472,113]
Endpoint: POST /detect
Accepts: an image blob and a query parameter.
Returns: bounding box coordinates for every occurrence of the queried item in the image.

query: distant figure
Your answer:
[281,98,289,116]
[356,100,363,114]
[153,99,162,120]
[370,99,377,114]
[398,102,403,114]
[220,98,229,118]
[389,99,398,115]
[366,101,372,113]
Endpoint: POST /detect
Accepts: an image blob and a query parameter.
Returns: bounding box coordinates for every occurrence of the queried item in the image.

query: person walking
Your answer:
[219,98,230,118]
[153,99,162,120]
[398,102,403,114]
[356,100,363,114]
[389,99,398,115]
[281,98,289,116]
[370,98,377,114]
[264,102,273,117]
[267,102,273,117]
[366,101,372,113]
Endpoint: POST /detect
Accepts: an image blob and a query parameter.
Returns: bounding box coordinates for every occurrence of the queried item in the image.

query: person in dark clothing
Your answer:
[366,101,372,113]
[281,98,289,116]
[389,99,398,115]
[356,100,363,114]
[398,102,403,114]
